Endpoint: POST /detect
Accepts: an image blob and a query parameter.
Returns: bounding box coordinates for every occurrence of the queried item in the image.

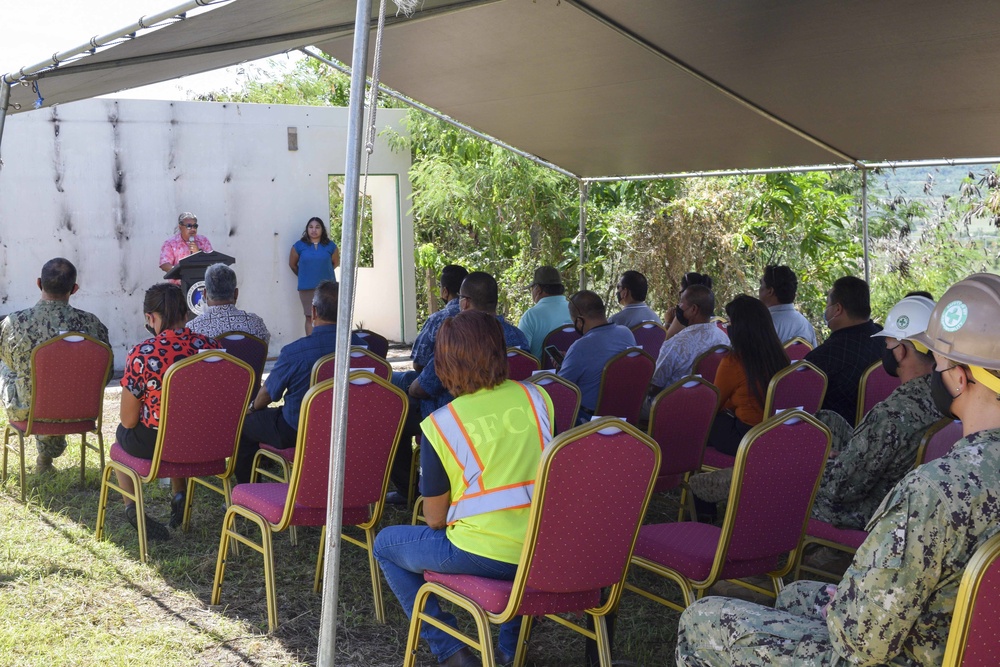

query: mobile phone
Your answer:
[544,345,565,367]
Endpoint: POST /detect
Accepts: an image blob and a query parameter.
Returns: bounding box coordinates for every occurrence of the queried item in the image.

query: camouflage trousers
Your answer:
[0,363,68,458]
[676,581,853,667]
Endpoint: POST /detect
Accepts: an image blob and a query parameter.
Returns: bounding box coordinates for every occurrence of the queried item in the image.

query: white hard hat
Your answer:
[872,295,936,343]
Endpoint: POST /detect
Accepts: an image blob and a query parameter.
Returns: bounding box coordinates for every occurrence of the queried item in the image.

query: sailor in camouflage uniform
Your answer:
[811,295,940,529]
[677,273,1000,667]
[0,258,109,471]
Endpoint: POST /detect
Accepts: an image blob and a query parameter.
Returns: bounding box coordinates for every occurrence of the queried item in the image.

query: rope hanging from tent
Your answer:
[351,0,416,304]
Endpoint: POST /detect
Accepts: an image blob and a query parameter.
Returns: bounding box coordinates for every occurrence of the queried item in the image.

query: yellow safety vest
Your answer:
[422,380,554,563]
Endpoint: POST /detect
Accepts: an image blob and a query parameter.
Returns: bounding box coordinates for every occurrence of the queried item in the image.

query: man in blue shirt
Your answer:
[517,266,572,360]
[558,290,637,416]
[391,265,468,391]
[409,272,529,418]
[232,280,361,483]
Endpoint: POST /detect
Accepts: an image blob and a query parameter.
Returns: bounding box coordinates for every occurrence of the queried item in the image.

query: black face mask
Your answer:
[573,317,585,337]
[930,369,957,420]
[145,323,156,336]
[675,304,690,327]
[881,345,900,378]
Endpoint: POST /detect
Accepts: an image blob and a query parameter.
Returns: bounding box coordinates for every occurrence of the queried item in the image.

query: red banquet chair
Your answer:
[794,519,869,582]
[630,321,667,357]
[942,531,1000,667]
[526,372,581,436]
[915,417,964,466]
[212,372,408,631]
[627,410,831,610]
[506,348,541,381]
[217,331,268,398]
[404,418,660,667]
[783,336,813,361]
[647,376,720,519]
[540,325,581,370]
[691,345,730,384]
[594,347,655,424]
[1,332,112,501]
[856,359,902,425]
[702,361,827,471]
[353,328,389,359]
[311,347,392,386]
[95,352,255,563]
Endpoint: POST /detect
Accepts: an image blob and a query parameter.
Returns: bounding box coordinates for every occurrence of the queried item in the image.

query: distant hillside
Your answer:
[877,164,998,202]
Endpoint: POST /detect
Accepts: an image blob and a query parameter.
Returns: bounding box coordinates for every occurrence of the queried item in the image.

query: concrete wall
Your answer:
[0,99,416,369]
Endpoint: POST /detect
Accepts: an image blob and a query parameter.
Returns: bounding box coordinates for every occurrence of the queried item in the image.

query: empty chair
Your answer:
[526,372,581,435]
[915,417,964,466]
[783,336,813,361]
[2,332,112,501]
[95,352,254,563]
[628,410,830,610]
[647,376,720,519]
[540,325,582,370]
[212,372,408,630]
[856,360,902,425]
[311,347,392,386]
[217,331,268,398]
[594,347,655,424]
[630,321,667,357]
[353,328,389,359]
[942,531,1000,667]
[506,348,541,381]
[404,419,660,667]
[691,345,730,383]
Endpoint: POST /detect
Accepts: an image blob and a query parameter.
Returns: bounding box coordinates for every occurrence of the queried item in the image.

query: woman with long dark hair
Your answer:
[289,217,339,335]
[708,294,790,455]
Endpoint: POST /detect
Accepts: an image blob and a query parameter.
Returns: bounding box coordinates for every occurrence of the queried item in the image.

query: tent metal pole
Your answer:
[2,0,229,85]
[578,180,588,290]
[861,168,870,283]
[317,0,372,664]
[300,48,578,180]
[0,80,10,167]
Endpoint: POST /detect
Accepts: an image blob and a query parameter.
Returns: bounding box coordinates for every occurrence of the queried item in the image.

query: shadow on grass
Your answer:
[5,434,690,667]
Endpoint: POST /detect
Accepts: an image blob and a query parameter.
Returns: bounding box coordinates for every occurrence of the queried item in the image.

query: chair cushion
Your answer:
[259,443,296,462]
[806,518,868,549]
[701,447,735,469]
[636,522,782,582]
[230,482,370,527]
[110,442,227,479]
[10,420,96,436]
[424,571,601,616]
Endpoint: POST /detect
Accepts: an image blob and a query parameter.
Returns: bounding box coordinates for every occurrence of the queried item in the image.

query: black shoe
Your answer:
[496,647,515,667]
[440,648,479,667]
[384,491,407,506]
[125,504,170,542]
[170,492,186,529]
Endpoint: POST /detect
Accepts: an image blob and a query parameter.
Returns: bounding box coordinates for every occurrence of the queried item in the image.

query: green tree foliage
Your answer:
[194,56,1000,335]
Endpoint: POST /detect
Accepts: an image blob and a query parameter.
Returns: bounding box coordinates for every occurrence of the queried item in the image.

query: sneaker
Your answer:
[125,504,170,542]
[496,647,515,667]
[35,454,55,475]
[170,492,186,529]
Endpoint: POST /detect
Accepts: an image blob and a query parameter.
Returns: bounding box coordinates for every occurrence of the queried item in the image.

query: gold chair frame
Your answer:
[95,352,254,563]
[628,410,831,611]
[211,372,407,631]
[2,332,112,501]
[761,359,828,418]
[942,531,1000,667]
[403,418,660,667]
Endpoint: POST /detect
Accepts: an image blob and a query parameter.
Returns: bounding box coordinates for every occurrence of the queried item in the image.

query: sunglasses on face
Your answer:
[181,223,198,229]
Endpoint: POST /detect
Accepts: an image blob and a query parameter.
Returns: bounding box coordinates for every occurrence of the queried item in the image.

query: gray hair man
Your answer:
[187,263,270,343]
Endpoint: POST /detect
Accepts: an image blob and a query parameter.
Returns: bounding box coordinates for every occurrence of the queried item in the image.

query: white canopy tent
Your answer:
[5,1,1000,663]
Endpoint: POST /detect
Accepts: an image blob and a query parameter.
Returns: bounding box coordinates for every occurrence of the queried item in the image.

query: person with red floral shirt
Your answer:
[115,283,220,540]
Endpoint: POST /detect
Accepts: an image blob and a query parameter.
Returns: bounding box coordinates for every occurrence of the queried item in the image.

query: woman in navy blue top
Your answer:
[289,217,339,334]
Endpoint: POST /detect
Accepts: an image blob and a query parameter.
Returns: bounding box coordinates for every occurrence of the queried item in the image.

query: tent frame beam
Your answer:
[565,0,862,168]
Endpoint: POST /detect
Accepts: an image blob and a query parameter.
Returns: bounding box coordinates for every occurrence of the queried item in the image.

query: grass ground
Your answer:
[0,391,689,666]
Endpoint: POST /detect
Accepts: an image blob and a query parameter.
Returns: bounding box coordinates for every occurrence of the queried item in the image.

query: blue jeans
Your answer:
[373,525,521,662]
